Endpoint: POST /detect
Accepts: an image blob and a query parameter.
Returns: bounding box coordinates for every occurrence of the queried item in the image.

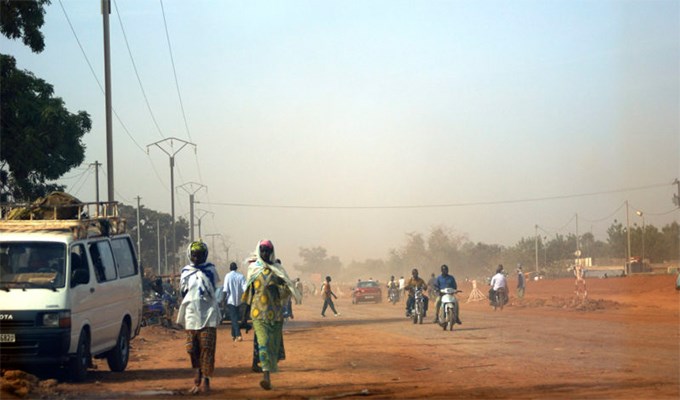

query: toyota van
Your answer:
[0,201,142,381]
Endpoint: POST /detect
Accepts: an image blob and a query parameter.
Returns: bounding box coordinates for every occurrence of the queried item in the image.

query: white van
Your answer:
[0,201,142,381]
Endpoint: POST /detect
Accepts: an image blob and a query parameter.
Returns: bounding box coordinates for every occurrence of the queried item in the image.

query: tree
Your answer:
[118,204,189,275]
[1,0,90,201]
[295,246,342,276]
[606,220,627,259]
[0,0,50,53]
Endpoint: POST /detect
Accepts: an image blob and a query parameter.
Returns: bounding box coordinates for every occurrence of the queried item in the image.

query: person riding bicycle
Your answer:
[489,264,508,307]
[432,264,462,325]
[404,268,429,318]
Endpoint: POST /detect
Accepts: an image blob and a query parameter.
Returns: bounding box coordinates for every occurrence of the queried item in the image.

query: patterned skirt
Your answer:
[253,320,283,372]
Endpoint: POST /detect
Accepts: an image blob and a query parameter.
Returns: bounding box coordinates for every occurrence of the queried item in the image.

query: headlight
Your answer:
[42,311,71,328]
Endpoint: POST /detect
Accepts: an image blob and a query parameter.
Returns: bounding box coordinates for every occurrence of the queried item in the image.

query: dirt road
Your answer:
[2,274,679,399]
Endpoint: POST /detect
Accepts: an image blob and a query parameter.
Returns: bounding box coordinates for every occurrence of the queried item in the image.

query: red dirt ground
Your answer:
[2,273,679,399]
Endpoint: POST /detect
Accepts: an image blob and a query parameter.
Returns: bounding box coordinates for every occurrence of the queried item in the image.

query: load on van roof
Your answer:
[0,192,127,239]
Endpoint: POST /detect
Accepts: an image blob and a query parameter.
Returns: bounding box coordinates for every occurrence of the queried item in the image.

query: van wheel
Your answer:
[107,321,130,372]
[68,330,90,382]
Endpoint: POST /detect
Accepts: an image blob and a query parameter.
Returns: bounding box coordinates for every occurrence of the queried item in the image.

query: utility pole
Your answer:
[101,0,114,202]
[178,182,206,243]
[195,209,214,239]
[534,224,539,274]
[156,219,161,276]
[135,196,142,259]
[164,236,168,274]
[575,213,580,255]
[147,137,196,273]
[90,161,101,215]
[626,200,631,275]
[205,233,222,263]
[673,178,680,208]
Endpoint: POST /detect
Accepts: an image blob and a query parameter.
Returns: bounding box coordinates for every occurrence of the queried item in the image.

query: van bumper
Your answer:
[0,327,71,366]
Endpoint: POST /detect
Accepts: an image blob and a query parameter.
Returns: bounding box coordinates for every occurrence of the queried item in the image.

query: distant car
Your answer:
[352,280,382,304]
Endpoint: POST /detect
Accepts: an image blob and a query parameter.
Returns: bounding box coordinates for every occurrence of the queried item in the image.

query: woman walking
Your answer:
[176,240,221,394]
[243,239,299,390]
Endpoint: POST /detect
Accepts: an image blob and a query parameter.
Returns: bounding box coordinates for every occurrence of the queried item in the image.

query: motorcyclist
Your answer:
[489,264,508,306]
[387,275,399,302]
[404,268,429,318]
[427,273,437,299]
[432,264,462,325]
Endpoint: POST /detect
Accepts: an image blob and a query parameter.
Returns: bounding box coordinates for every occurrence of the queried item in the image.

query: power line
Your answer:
[580,202,626,223]
[113,0,166,139]
[59,0,174,196]
[159,0,192,142]
[58,0,145,153]
[198,182,672,210]
[55,167,91,181]
[157,0,209,209]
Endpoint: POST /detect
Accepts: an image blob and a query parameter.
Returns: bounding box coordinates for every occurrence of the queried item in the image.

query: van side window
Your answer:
[111,237,138,278]
[70,244,90,287]
[89,241,117,282]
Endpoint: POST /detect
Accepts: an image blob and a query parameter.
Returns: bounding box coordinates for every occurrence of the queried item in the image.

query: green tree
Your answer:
[295,246,342,276]
[1,0,90,201]
[119,204,189,275]
[606,220,627,259]
[0,0,50,53]
[660,221,679,262]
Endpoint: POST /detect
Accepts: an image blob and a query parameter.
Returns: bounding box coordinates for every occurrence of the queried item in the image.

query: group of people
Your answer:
[488,264,526,306]
[396,265,463,325]
[175,239,300,394]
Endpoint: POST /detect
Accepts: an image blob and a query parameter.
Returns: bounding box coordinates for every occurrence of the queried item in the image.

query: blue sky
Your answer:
[2,0,678,267]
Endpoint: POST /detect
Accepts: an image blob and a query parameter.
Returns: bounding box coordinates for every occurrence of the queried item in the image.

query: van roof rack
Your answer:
[0,201,127,239]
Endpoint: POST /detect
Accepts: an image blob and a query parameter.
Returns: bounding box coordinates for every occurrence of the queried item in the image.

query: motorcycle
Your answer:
[438,288,462,331]
[142,291,164,326]
[490,287,508,311]
[411,287,425,324]
[388,287,400,305]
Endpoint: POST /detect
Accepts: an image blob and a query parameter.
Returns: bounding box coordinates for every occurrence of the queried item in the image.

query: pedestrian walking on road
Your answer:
[243,239,300,390]
[517,266,526,299]
[321,275,340,317]
[223,262,246,341]
[294,278,304,304]
[177,240,221,394]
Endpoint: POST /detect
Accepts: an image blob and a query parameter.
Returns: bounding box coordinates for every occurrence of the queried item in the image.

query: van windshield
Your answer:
[0,242,66,289]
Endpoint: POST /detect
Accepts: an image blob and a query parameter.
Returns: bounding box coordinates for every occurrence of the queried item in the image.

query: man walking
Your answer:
[294,278,304,304]
[321,275,340,317]
[223,262,246,341]
[398,275,406,301]
[517,266,526,299]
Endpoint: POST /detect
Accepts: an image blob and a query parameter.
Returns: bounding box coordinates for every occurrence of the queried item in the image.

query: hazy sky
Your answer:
[2,0,678,266]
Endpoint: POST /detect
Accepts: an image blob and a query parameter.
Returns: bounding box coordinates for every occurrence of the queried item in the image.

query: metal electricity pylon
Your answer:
[147,137,196,272]
[178,182,206,243]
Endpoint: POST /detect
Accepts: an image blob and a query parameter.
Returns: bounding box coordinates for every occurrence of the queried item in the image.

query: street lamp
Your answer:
[636,210,645,266]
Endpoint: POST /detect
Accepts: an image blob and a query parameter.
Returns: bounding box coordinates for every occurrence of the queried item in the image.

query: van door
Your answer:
[68,243,95,353]
[110,236,142,335]
[86,239,119,354]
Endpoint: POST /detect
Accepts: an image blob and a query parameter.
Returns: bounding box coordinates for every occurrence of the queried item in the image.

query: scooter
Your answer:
[438,288,462,331]
[388,287,400,304]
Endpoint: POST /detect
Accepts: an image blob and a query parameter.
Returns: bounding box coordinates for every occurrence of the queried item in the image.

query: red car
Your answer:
[352,280,382,304]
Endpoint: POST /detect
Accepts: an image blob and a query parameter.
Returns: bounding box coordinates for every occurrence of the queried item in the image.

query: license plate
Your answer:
[364,296,374,299]
[0,333,16,343]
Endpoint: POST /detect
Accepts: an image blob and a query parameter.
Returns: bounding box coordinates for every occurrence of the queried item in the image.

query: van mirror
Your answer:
[71,269,89,286]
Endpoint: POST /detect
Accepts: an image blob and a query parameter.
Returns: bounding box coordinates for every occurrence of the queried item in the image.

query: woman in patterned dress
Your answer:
[243,239,300,390]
